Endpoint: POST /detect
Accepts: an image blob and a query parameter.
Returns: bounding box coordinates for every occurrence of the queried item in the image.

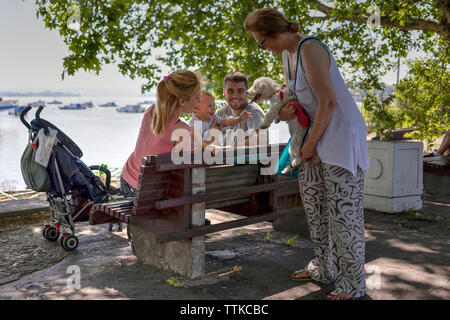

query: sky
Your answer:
[0,0,153,96]
[0,0,427,96]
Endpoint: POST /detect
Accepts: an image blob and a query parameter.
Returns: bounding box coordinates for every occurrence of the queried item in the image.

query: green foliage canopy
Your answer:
[34,0,449,142]
[34,0,449,93]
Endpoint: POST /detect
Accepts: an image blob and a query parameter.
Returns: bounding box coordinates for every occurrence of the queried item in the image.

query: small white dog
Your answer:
[247,77,310,174]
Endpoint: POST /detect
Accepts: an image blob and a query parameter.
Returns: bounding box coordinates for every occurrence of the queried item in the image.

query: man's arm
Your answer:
[220,110,252,127]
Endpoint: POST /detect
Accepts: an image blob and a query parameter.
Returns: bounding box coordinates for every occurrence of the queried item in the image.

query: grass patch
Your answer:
[285,235,299,247]
[166,277,185,288]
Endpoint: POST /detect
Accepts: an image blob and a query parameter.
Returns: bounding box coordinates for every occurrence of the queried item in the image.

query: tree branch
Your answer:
[309,0,449,40]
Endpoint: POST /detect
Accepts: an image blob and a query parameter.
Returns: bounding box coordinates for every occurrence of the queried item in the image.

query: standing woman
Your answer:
[244,8,369,300]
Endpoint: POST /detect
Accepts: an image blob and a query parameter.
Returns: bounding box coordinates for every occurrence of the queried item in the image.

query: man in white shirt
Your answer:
[216,72,265,144]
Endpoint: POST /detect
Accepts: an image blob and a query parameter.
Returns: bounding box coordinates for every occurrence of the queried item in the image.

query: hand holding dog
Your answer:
[279,101,297,121]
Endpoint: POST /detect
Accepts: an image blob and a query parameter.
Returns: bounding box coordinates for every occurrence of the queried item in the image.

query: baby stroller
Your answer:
[20,106,121,251]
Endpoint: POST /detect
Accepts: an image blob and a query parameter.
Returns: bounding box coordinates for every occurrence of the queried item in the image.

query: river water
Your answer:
[0,96,290,191]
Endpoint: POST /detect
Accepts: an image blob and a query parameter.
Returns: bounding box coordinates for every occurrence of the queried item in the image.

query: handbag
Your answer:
[20,131,51,192]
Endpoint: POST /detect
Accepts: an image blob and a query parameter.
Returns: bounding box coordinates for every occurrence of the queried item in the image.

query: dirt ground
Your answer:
[0,194,449,300]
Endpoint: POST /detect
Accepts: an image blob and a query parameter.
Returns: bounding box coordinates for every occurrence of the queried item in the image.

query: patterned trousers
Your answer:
[298,157,366,298]
[120,175,137,198]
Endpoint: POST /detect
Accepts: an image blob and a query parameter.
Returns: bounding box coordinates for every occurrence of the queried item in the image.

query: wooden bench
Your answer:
[90,143,305,278]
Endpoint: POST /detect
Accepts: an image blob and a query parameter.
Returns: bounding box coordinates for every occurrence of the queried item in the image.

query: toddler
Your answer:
[189,91,252,146]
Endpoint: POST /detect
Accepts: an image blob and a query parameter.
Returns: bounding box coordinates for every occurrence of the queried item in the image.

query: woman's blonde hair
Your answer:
[152,70,203,136]
[244,8,299,37]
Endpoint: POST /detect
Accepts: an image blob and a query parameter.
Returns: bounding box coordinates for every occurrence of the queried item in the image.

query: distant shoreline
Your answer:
[0,91,81,97]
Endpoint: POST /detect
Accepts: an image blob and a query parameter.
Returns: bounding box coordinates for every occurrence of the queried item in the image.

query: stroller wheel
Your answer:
[42,226,48,239]
[61,235,79,251]
[44,226,60,242]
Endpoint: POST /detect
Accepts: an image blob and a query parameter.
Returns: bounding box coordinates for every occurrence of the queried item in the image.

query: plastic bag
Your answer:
[35,128,57,167]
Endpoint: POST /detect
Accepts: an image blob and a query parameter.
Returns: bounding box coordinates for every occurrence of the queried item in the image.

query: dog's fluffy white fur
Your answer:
[248,77,309,174]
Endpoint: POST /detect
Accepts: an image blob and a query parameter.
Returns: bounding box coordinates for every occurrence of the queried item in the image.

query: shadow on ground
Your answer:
[0,205,448,300]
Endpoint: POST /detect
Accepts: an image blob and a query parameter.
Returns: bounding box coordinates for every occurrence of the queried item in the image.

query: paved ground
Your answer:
[0,194,448,300]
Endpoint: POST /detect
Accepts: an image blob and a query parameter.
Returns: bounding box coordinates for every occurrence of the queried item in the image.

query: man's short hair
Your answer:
[224,71,248,89]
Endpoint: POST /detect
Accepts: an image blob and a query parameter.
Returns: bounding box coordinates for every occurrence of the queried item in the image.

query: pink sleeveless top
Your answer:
[122,105,178,188]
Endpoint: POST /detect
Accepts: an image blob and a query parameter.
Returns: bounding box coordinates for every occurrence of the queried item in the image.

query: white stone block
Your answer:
[363,194,422,214]
[364,140,423,213]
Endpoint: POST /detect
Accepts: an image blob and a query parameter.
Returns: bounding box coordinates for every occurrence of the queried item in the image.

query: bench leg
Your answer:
[130,223,205,279]
[130,168,206,279]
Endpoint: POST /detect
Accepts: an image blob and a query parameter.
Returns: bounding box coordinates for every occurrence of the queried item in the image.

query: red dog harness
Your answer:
[279,84,310,128]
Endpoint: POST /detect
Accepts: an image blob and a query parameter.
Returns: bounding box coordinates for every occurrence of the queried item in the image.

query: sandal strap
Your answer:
[292,269,311,279]
[328,288,343,296]
[327,288,355,300]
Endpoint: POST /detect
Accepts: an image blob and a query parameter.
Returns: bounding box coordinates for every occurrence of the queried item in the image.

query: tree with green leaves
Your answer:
[35,0,449,143]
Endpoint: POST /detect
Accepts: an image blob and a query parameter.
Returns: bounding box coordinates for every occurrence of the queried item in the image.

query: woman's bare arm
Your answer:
[299,42,336,161]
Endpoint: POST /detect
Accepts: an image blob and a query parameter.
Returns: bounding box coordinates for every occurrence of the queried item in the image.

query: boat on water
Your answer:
[140,100,155,105]
[59,103,86,110]
[29,100,46,108]
[8,105,28,116]
[84,101,94,108]
[116,104,146,113]
[48,100,63,104]
[0,98,19,111]
[99,102,117,107]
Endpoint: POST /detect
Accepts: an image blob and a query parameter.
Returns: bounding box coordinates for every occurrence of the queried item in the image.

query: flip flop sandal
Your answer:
[291,269,312,281]
[326,288,355,300]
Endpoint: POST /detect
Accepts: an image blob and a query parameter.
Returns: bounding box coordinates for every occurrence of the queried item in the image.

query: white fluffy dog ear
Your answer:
[259,84,266,94]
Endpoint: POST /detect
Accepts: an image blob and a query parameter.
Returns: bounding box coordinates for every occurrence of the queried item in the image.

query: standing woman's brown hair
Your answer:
[244,8,298,37]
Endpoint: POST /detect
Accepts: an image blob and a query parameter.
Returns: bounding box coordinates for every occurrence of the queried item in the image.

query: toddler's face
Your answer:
[195,94,216,121]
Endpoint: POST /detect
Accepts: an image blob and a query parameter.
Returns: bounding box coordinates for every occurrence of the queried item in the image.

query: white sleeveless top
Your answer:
[282,36,369,176]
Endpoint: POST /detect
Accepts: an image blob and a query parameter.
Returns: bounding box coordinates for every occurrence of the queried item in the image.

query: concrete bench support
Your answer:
[130,168,206,279]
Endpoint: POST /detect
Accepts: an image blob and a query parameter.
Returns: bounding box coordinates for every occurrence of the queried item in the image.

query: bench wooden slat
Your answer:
[156,179,298,209]
[206,179,257,190]
[206,171,259,182]
[113,208,132,219]
[152,145,285,165]
[136,173,171,189]
[135,181,170,198]
[156,206,305,243]
[93,200,133,212]
[89,210,115,225]
[205,197,250,210]
[205,164,259,177]
[133,206,160,215]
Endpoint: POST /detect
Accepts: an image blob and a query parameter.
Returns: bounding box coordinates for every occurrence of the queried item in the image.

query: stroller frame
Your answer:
[20,105,121,251]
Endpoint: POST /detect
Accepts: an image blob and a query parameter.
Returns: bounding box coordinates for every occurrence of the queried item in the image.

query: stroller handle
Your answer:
[20,106,32,130]
[89,165,112,190]
[36,105,50,135]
